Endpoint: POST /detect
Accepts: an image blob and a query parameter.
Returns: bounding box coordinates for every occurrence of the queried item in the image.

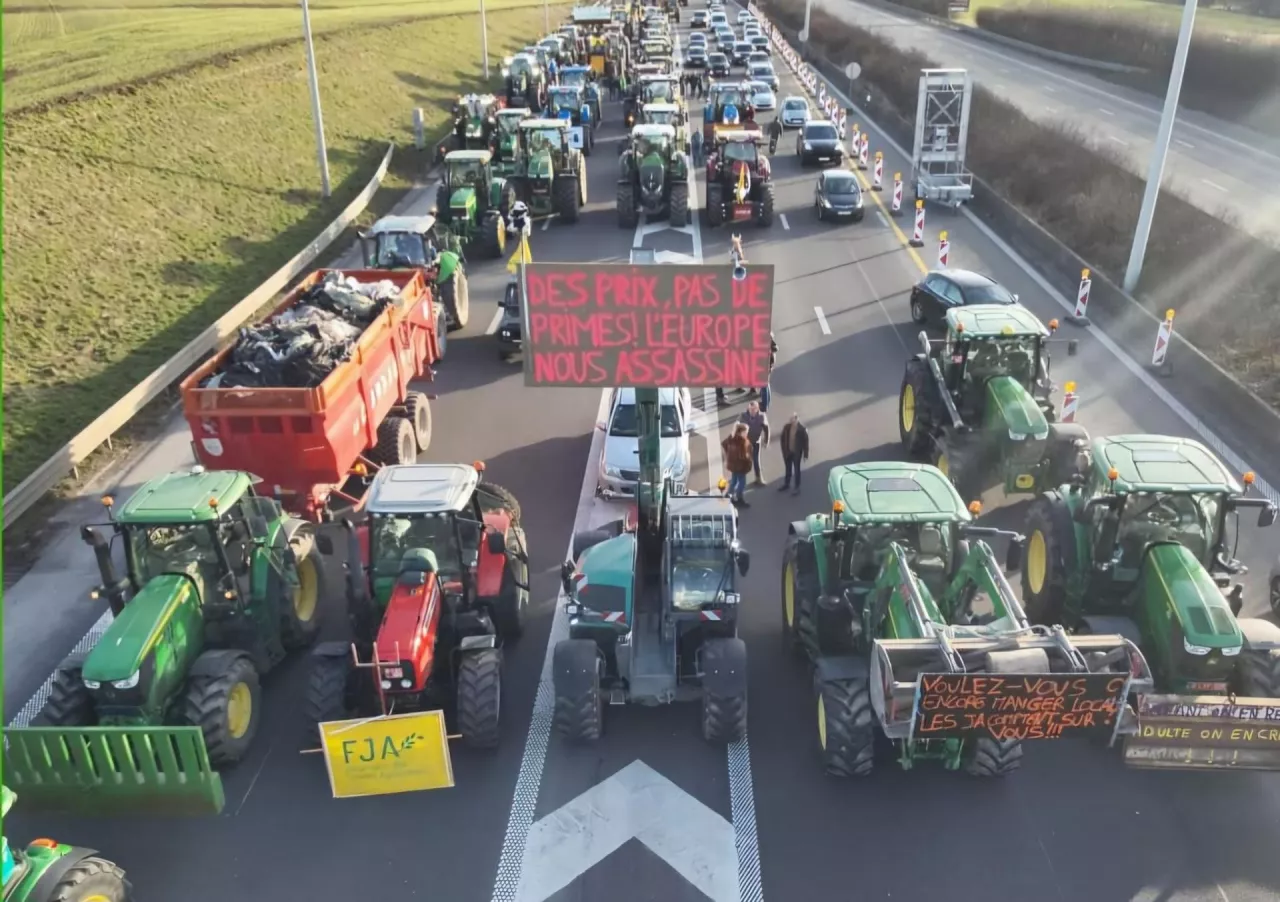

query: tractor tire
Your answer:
[457,648,503,750]
[491,530,529,640]
[476,482,521,525]
[479,210,506,259]
[305,652,354,726]
[577,158,589,206]
[282,527,325,650]
[815,673,875,777]
[435,183,452,224]
[617,181,639,228]
[669,181,690,227]
[372,416,416,466]
[1238,646,1280,698]
[1021,497,1069,625]
[439,267,471,332]
[553,175,581,224]
[434,306,450,358]
[701,639,748,743]
[706,183,724,226]
[963,736,1023,777]
[756,181,775,227]
[553,639,603,742]
[585,127,595,155]
[781,538,820,661]
[898,360,936,458]
[32,663,96,726]
[933,440,979,508]
[182,651,261,767]
[404,392,433,452]
[44,855,132,902]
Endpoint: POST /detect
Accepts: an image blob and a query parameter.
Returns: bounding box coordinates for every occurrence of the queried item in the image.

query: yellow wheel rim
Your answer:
[294,553,318,622]
[227,682,253,740]
[83,897,111,902]
[1027,530,1047,596]
[901,384,915,433]
[817,694,827,750]
[937,452,949,476]
[783,562,795,627]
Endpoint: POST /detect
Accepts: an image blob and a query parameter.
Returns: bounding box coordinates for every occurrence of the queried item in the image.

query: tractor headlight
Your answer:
[83,679,101,690]
[400,679,413,689]
[112,671,140,690]
[803,141,812,150]
[1184,638,1211,656]
[1223,645,1242,656]
[1008,430,1027,441]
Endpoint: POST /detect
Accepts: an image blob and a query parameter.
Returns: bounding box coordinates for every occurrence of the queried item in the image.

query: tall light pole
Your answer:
[300,0,331,198]
[480,0,491,80]
[799,0,812,47]
[544,0,550,35]
[1122,0,1198,293]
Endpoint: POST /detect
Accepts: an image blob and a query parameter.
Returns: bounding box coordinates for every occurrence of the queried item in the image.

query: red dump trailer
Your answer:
[181,269,441,520]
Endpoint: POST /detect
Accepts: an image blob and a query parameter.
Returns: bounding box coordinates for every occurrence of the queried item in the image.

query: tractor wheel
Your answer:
[577,158,589,206]
[435,183,452,224]
[585,127,595,155]
[553,639,603,742]
[706,183,724,226]
[756,181,775,227]
[492,527,529,640]
[282,527,325,650]
[933,441,979,508]
[182,651,261,767]
[617,181,639,228]
[815,673,875,777]
[434,306,450,358]
[1238,646,1280,698]
[439,268,470,332]
[701,638,748,744]
[457,648,503,750]
[669,181,690,227]
[372,416,416,466]
[781,538,820,661]
[898,360,935,458]
[1021,497,1069,625]
[476,481,521,525]
[480,210,506,258]
[404,392,433,452]
[963,736,1023,777]
[553,175,581,224]
[305,652,354,726]
[43,855,132,902]
[32,662,96,726]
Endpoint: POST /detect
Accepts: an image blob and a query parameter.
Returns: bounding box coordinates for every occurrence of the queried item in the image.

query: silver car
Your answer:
[779,95,810,128]
[749,63,778,91]
[749,81,777,111]
[596,387,694,499]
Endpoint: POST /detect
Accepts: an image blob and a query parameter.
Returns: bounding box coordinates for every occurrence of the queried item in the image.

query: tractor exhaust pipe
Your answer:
[80,526,129,617]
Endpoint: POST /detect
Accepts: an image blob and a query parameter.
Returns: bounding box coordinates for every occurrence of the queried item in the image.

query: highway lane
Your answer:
[813,0,1280,244]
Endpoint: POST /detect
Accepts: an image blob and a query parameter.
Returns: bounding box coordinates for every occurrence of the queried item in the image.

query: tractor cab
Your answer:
[628,123,675,159]
[503,53,546,110]
[451,93,501,147]
[664,496,750,615]
[547,84,592,130]
[360,214,456,269]
[705,83,756,138]
[641,101,682,127]
[560,65,603,120]
[493,109,530,175]
[639,74,680,104]
[538,35,568,65]
[641,39,672,61]
[505,52,540,82]
[441,149,496,218]
[939,305,1067,409]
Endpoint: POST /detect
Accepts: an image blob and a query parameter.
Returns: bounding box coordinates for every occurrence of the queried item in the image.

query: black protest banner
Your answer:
[913,672,1128,742]
[520,262,775,388]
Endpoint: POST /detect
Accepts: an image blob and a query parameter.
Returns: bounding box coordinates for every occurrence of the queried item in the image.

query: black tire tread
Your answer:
[554,690,602,742]
[182,651,261,767]
[1021,497,1069,625]
[669,181,689,227]
[553,175,581,224]
[1238,647,1280,698]
[457,648,502,749]
[305,653,352,726]
[617,180,638,228]
[47,855,133,902]
[964,736,1023,777]
[281,529,324,650]
[33,666,96,727]
[816,676,875,777]
[899,360,934,458]
[373,416,415,466]
[476,482,522,525]
[404,392,433,452]
[702,691,747,744]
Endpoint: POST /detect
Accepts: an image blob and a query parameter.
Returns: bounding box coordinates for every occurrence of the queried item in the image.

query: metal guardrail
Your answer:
[2,144,396,531]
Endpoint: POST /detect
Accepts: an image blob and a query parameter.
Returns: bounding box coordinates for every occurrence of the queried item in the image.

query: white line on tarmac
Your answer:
[814,306,831,335]
[1099,107,1116,117]
[1045,106,1059,114]
[1176,139,1196,150]
[779,213,790,230]
[875,210,889,228]
[485,308,503,336]
[1107,135,1130,147]
[541,216,551,231]
[1201,178,1228,193]
[1044,85,1058,95]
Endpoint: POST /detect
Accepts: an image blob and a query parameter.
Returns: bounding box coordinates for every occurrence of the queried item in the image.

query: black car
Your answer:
[909,269,1020,325]
[814,169,864,222]
[691,10,708,27]
[708,52,731,77]
[496,279,523,362]
[797,120,841,166]
[685,47,708,68]
[731,41,753,67]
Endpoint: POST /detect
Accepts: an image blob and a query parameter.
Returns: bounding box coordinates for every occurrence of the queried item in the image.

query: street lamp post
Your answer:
[300,0,331,198]
[1122,0,1198,293]
[799,0,812,46]
[481,0,491,80]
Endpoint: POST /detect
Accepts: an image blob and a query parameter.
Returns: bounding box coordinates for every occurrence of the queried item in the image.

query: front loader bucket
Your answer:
[1124,694,1280,771]
[869,631,1151,745]
[3,726,225,816]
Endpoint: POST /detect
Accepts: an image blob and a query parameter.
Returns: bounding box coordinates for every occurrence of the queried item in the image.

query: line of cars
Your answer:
[687,5,778,110]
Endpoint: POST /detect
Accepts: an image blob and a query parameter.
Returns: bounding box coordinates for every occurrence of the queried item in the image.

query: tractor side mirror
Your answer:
[487,530,508,556]
[560,560,576,594]
[1067,339,1079,356]
[1260,504,1277,529]
[736,548,751,576]
[1005,538,1023,574]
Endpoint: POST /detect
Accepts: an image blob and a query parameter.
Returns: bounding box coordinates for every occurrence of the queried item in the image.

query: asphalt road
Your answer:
[8,7,1280,902]
[816,0,1280,244]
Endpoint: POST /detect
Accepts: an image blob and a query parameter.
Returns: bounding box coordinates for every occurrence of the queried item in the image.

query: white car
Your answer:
[737,9,755,23]
[709,11,728,28]
[779,95,811,128]
[749,81,776,110]
[597,387,694,499]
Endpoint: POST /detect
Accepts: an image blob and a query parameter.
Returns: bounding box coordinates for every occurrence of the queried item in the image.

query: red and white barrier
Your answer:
[938,230,950,267]
[910,200,926,248]
[1069,268,1091,326]
[858,133,869,170]
[1060,381,1078,422]
[891,173,903,214]
[1151,309,1175,375]
[872,152,883,190]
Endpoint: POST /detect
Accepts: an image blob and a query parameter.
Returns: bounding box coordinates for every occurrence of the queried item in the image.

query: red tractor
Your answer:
[705,131,774,228]
[305,462,529,749]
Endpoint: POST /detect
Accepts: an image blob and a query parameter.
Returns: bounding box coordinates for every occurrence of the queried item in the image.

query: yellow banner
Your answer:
[507,234,533,274]
[320,710,454,798]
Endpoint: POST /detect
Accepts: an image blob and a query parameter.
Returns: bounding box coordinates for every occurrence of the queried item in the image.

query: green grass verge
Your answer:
[2,5,568,493]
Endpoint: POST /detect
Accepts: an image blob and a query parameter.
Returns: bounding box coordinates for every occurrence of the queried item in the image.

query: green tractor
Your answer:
[617,124,690,228]
[782,462,1154,777]
[2,786,132,901]
[358,213,469,338]
[3,468,327,815]
[434,150,516,260]
[508,119,587,224]
[502,52,548,112]
[492,108,531,179]
[638,102,690,150]
[1020,435,1280,770]
[440,93,502,161]
[899,304,1085,504]
[546,85,596,153]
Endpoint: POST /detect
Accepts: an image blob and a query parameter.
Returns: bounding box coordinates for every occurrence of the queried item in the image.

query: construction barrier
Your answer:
[910,200,926,248]
[872,152,883,190]
[891,174,903,215]
[938,230,950,267]
[1061,381,1078,422]
[858,133,870,170]
[1151,309,1175,376]
[1070,268,1092,326]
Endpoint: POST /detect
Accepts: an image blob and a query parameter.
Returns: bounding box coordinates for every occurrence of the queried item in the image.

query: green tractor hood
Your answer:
[499,133,519,157]
[638,153,665,200]
[1142,543,1243,652]
[82,573,197,683]
[527,149,555,179]
[984,375,1048,439]
[450,186,477,216]
[573,533,635,621]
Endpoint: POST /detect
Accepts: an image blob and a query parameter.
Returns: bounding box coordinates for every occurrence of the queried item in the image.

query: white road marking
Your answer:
[1176,139,1196,150]
[1099,107,1116,117]
[780,213,790,230]
[875,210,888,228]
[1201,178,1228,193]
[1045,106,1059,114]
[1107,135,1130,147]
[485,308,503,336]
[1044,85,1058,95]
[814,306,831,335]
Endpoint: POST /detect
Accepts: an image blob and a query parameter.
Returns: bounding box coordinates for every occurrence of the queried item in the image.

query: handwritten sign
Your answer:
[519,262,775,388]
[913,672,1127,742]
[320,710,454,798]
[1123,694,1280,771]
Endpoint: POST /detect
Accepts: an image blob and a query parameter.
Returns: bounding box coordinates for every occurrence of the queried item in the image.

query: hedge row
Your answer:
[761,0,1280,407]
[974,7,1280,130]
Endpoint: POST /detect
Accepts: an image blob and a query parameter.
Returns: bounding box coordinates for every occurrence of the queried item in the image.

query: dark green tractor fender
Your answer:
[1077,614,1143,647]
[787,519,812,541]
[571,520,627,562]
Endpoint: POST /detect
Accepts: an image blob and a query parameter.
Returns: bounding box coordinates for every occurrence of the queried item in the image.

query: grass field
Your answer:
[2,1,569,493]
[959,0,1280,36]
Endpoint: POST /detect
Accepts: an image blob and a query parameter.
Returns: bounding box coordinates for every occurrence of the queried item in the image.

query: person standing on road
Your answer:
[778,413,809,496]
[722,423,755,507]
[691,129,704,166]
[767,115,783,155]
[738,400,770,486]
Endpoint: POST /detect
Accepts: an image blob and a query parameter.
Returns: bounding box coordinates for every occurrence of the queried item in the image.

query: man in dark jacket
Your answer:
[778,413,809,495]
[767,116,783,154]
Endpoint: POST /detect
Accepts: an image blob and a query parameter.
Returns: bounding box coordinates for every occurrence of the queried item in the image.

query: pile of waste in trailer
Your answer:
[203,272,402,389]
